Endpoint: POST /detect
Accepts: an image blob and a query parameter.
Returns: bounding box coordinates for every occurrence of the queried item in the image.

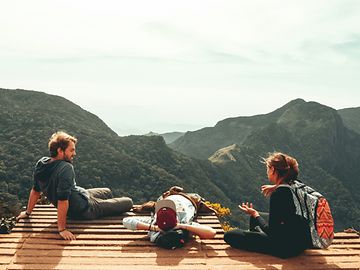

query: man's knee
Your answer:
[102,188,113,197]
[116,197,133,212]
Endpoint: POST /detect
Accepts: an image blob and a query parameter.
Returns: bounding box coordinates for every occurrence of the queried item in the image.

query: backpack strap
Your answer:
[276,184,291,188]
[276,182,305,218]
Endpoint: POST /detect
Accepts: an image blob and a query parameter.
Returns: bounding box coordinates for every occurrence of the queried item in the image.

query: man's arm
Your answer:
[57,200,76,240]
[176,223,216,239]
[16,188,41,221]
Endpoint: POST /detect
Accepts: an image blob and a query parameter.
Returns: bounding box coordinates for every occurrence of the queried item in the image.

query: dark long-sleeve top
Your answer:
[255,186,312,247]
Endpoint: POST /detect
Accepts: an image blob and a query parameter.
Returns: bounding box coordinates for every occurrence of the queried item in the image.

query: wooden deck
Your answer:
[0,205,359,270]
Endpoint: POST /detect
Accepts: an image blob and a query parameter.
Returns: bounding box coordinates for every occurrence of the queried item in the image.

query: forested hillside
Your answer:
[0,88,231,221]
[338,107,360,135]
[1,89,359,231]
[170,99,360,230]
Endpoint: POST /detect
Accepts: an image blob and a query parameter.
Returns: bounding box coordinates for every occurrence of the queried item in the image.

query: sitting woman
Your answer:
[123,187,216,249]
[224,152,313,258]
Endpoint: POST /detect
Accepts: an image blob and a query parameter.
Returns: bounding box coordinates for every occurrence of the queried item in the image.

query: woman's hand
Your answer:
[261,184,277,197]
[238,202,259,218]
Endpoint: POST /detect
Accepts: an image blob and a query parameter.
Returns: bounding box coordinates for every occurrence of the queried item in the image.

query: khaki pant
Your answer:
[80,188,133,220]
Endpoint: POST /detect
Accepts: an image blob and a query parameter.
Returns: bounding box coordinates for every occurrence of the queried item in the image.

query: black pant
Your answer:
[224,214,305,258]
[80,188,133,220]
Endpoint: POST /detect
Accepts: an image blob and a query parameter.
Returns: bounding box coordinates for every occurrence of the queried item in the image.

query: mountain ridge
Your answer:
[169,98,360,230]
[1,88,359,230]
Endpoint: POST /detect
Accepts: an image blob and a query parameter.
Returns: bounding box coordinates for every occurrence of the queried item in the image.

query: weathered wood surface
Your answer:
[0,205,359,270]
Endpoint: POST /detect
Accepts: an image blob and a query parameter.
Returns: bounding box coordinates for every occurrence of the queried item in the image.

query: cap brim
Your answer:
[155,199,177,213]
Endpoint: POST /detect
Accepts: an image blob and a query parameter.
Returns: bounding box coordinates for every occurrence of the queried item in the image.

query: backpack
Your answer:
[155,229,190,249]
[284,180,334,249]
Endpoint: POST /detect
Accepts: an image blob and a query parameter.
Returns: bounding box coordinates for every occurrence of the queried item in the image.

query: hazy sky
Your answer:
[1,1,359,135]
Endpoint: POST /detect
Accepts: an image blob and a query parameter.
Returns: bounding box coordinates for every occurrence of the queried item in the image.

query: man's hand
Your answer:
[16,211,30,222]
[239,202,260,218]
[261,184,277,197]
[59,229,76,240]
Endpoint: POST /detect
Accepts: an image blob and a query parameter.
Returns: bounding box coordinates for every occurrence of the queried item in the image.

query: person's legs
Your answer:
[87,188,113,199]
[224,229,271,254]
[81,196,133,220]
[224,228,305,258]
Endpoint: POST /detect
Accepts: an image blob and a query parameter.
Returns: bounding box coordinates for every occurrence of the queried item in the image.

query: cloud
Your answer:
[1,0,360,134]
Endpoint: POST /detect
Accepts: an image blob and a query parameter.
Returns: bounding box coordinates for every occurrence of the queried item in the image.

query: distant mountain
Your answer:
[170,99,306,159]
[338,107,360,135]
[145,131,185,144]
[169,99,360,230]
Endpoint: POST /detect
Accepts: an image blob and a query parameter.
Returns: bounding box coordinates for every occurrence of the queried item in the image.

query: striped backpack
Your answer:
[282,180,334,248]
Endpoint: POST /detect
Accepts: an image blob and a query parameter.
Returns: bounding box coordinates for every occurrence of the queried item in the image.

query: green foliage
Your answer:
[0,88,231,216]
[1,89,359,232]
[0,192,21,218]
[170,99,360,231]
[338,107,360,135]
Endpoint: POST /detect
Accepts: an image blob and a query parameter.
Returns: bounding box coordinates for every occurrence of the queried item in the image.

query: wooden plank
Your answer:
[7,264,212,270]
[334,232,360,239]
[12,224,222,231]
[12,228,224,237]
[0,249,17,256]
[22,233,224,240]
[16,249,207,258]
[201,243,360,251]
[12,228,154,234]
[23,239,155,246]
[208,262,360,270]
[0,243,23,249]
[305,249,360,256]
[0,256,13,264]
[330,244,360,249]
[13,256,207,265]
[205,255,360,265]
[0,233,30,239]
[0,239,26,244]
[207,249,360,257]
[200,243,360,252]
[332,238,360,244]
[20,243,202,251]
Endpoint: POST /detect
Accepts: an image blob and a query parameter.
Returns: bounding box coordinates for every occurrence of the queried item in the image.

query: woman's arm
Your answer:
[176,223,216,239]
[238,202,269,234]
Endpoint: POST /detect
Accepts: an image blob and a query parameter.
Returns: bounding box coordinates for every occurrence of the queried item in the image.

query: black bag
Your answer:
[0,217,16,234]
[155,229,190,249]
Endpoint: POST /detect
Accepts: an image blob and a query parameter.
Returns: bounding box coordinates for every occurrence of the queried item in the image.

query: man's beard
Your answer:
[64,156,73,163]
